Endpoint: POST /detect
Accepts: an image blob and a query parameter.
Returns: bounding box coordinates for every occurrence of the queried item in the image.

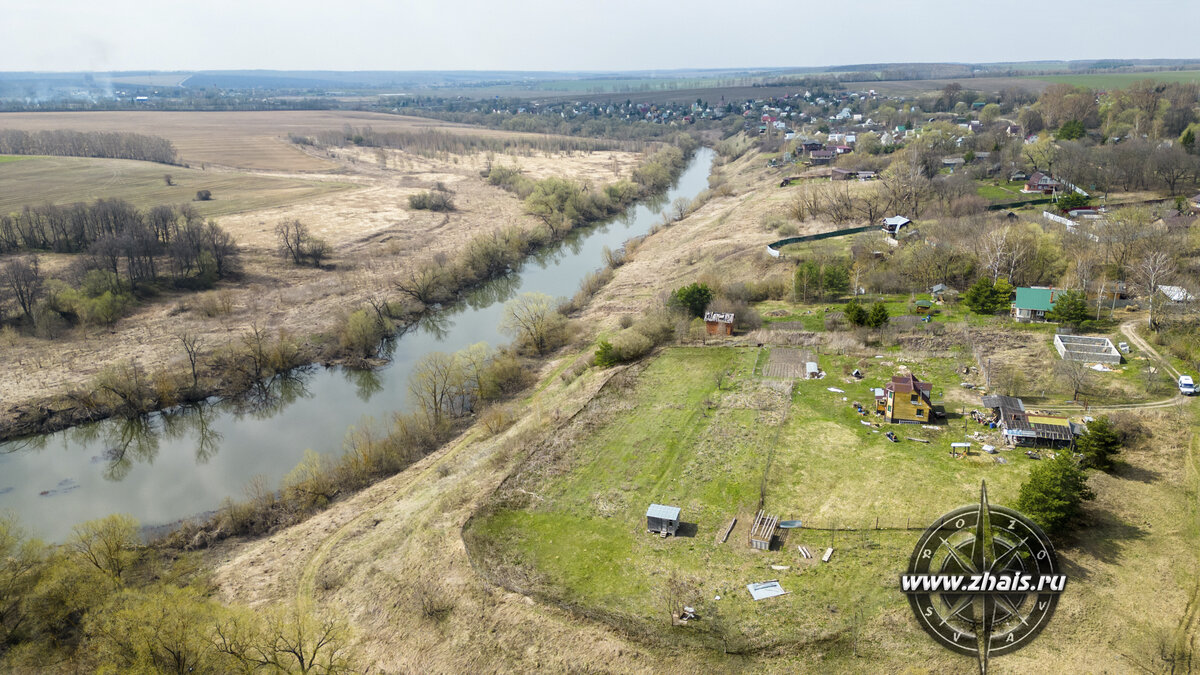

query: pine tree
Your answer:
[1076,416,1121,471]
[1046,289,1090,327]
[866,302,890,329]
[1015,454,1095,535]
[845,300,868,327]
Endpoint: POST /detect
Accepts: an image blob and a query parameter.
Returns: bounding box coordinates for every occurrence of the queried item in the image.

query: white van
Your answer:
[1180,375,1197,396]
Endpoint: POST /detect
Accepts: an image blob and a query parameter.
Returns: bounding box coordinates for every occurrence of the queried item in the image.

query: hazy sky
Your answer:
[4,0,1200,72]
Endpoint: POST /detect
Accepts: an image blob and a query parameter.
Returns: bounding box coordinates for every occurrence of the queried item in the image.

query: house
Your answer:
[646,504,681,536]
[942,157,965,171]
[981,395,1075,448]
[1024,172,1061,194]
[704,311,735,335]
[931,283,949,301]
[831,167,856,181]
[810,149,836,165]
[1011,287,1062,322]
[799,140,823,153]
[856,170,877,181]
[1159,285,1195,303]
[914,299,933,314]
[877,373,934,424]
[881,215,912,237]
[1010,170,1028,182]
[1006,124,1022,137]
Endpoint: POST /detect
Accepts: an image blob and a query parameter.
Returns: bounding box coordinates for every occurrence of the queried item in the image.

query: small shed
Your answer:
[914,300,933,314]
[704,311,735,336]
[805,361,820,379]
[646,504,681,536]
[881,215,912,237]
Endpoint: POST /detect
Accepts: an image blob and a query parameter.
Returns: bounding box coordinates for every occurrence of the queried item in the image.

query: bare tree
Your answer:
[178,331,201,391]
[1054,358,1091,401]
[1,255,42,322]
[1134,249,1177,330]
[408,351,462,424]
[499,292,566,354]
[275,219,308,265]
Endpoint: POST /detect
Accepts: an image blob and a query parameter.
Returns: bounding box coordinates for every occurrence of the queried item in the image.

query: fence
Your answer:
[986,197,1053,211]
[766,224,877,253]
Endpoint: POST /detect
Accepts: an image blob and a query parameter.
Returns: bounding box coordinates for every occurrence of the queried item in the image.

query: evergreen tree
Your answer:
[669,283,714,318]
[1045,289,1090,327]
[866,302,890,329]
[1058,119,1086,141]
[823,264,850,299]
[1182,128,1196,154]
[1075,415,1121,471]
[1015,454,1094,535]
[845,300,868,327]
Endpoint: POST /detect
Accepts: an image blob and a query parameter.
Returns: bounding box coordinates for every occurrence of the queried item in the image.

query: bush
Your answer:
[195,189,212,201]
[339,309,385,358]
[668,282,714,318]
[408,190,456,212]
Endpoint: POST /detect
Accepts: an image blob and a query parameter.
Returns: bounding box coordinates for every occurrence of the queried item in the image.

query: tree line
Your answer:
[290,125,636,158]
[0,129,178,164]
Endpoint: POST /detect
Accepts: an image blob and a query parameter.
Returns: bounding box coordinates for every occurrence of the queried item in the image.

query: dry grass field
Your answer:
[0,110,638,172]
[0,112,643,414]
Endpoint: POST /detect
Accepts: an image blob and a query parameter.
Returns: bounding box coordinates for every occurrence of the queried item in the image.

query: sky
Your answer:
[4,0,1200,72]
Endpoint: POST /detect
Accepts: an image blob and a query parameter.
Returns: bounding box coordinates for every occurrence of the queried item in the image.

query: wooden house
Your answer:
[1011,287,1061,322]
[879,373,933,424]
[704,311,735,336]
[646,504,681,536]
[914,300,933,314]
[810,149,835,165]
[831,167,855,181]
[1024,172,1060,194]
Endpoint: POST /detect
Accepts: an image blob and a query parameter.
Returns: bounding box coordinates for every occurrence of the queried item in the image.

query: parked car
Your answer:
[1179,375,1197,396]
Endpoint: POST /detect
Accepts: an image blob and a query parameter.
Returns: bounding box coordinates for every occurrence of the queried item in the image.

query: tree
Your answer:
[499,292,566,354]
[275,219,329,267]
[963,276,1011,315]
[1045,289,1089,327]
[1019,108,1045,134]
[1,255,43,322]
[195,189,212,201]
[1148,143,1195,195]
[1056,192,1089,213]
[823,263,850,299]
[866,302,890,329]
[1054,358,1091,400]
[213,604,354,674]
[845,300,868,327]
[669,283,714,318]
[178,331,201,391]
[1134,249,1177,331]
[68,514,141,585]
[1181,127,1196,154]
[979,103,1002,125]
[1076,415,1121,471]
[0,517,46,650]
[85,584,220,674]
[407,351,461,425]
[1057,119,1086,141]
[1015,453,1094,535]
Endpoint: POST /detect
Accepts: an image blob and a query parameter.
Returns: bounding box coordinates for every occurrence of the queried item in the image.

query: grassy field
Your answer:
[1034,70,1200,88]
[0,155,352,218]
[469,347,1038,653]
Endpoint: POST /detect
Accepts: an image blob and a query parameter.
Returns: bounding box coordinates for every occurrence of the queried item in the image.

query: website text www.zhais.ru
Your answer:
[901,572,1067,594]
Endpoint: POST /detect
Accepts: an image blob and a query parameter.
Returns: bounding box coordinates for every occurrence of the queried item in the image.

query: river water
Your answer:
[0,148,715,541]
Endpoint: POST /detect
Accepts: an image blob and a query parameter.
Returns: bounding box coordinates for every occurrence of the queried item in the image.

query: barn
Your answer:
[646,504,681,536]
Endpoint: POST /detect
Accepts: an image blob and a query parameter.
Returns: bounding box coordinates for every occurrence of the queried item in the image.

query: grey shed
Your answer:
[646,504,681,536]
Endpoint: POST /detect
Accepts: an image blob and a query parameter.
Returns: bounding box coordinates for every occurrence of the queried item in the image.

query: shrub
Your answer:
[668,282,714,318]
[339,309,385,358]
[408,190,456,212]
[195,189,212,201]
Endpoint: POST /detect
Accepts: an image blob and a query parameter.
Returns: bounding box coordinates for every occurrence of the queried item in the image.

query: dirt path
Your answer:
[1121,319,1181,380]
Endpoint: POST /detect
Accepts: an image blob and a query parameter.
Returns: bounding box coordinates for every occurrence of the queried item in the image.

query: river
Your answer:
[0,148,716,541]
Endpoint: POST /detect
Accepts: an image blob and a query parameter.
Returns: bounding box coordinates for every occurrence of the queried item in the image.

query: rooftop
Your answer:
[646,504,681,520]
[1014,287,1058,311]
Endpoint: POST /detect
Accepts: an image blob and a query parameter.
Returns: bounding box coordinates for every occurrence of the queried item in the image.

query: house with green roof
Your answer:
[1011,287,1062,322]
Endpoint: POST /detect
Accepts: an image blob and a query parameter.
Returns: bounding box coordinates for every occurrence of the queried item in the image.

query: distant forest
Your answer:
[0,129,178,164]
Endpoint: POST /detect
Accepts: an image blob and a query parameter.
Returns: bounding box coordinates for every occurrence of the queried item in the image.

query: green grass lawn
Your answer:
[469,347,1037,652]
[0,155,35,164]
